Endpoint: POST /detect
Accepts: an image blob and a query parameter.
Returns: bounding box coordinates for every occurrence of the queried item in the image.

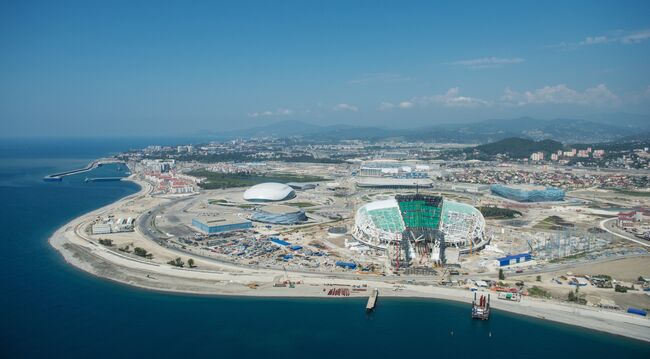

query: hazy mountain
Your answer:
[221,120,323,138]
[216,115,647,143]
[466,137,564,159]
[587,112,650,130]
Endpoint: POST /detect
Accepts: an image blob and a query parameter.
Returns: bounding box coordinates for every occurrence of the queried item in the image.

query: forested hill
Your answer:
[465,137,564,159]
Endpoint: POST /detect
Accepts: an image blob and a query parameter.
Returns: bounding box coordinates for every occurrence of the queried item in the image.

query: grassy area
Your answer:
[208,199,229,204]
[611,189,650,197]
[527,286,551,298]
[235,204,257,209]
[189,169,327,189]
[478,206,522,219]
[548,252,587,263]
[533,215,574,230]
[289,202,317,208]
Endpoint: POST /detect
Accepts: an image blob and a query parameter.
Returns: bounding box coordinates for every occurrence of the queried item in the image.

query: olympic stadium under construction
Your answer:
[352,194,487,269]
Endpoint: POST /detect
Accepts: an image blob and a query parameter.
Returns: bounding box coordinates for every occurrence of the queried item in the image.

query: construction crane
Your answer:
[467,217,476,256]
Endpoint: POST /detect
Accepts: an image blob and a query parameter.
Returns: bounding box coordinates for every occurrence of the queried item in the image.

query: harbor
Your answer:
[84,177,124,183]
[43,159,125,182]
[366,288,378,311]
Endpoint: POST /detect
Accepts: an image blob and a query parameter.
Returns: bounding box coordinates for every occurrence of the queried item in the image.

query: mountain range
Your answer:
[214,113,650,144]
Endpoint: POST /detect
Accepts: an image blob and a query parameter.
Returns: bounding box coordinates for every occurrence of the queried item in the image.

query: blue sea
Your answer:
[0,138,649,358]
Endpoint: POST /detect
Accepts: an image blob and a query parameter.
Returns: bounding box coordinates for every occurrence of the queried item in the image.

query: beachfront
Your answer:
[49,176,650,343]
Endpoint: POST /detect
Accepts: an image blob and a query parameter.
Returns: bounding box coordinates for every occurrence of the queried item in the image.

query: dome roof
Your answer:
[243,182,295,202]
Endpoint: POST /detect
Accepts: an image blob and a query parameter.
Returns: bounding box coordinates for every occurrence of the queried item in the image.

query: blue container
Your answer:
[335,261,357,270]
[270,238,290,246]
[627,308,647,316]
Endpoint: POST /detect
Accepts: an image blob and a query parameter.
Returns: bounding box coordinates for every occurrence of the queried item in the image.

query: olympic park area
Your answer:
[152,181,352,241]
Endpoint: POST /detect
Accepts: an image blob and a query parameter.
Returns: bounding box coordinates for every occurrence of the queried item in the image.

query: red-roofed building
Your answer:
[617,211,642,228]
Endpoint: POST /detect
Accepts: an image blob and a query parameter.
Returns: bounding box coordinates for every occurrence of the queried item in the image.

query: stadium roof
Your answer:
[243,182,295,202]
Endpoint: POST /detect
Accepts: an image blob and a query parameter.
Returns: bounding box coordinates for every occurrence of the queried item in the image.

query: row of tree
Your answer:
[167,257,195,268]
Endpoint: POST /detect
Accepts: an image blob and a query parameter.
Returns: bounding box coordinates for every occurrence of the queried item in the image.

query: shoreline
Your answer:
[49,176,650,343]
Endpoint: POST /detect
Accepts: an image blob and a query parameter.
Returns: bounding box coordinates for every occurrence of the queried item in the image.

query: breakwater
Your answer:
[43,159,123,181]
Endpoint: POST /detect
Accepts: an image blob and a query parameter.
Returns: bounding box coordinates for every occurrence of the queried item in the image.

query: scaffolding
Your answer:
[387,194,446,269]
[526,228,611,260]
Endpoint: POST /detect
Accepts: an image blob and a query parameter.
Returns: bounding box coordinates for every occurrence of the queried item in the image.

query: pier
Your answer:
[366,288,378,311]
[84,177,123,183]
[43,159,124,182]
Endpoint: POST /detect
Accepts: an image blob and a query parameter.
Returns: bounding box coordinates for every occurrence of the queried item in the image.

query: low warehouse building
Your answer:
[192,216,252,234]
[496,253,532,267]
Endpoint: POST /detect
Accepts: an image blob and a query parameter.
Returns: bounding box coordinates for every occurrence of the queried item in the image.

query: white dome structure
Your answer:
[243,183,296,202]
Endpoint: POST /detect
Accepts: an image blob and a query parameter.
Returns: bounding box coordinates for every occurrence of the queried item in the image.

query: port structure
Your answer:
[43,159,124,182]
[471,292,490,320]
[366,288,378,312]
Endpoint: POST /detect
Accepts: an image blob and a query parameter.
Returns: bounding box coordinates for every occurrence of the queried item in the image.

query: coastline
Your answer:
[49,176,650,343]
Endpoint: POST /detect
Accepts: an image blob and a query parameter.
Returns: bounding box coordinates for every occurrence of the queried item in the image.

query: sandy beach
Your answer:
[49,177,650,343]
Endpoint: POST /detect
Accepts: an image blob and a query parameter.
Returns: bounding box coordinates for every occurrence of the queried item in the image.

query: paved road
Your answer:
[599,217,650,247]
[499,252,650,279]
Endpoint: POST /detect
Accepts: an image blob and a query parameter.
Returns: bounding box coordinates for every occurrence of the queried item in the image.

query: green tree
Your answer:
[167,257,184,267]
[133,247,147,257]
[498,269,505,280]
[98,238,113,246]
[536,275,542,282]
[568,290,576,302]
[188,258,195,268]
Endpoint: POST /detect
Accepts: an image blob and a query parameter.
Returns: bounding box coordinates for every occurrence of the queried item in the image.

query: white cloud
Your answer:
[580,35,609,45]
[378,102,395,111]
[347,73,411,84]
[430,88,489,107]
[501,84,619,106]
[621,29,650,44]
[390,88,489,110]
[552,29,650,49]
[631,85,650,104]
[450,57,524,69]
[248,108,293,118]
[399,101,414,109]
[333,103,358,112]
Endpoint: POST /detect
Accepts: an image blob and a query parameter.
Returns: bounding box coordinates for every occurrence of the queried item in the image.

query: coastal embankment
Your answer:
[49,177,650,343]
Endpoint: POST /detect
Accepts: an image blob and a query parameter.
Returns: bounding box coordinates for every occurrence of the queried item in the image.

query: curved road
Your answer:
[599,217,650,247]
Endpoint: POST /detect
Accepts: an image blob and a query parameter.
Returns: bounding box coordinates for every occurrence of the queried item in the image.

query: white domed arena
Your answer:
[243,183,296,202]
[352,194,487,265]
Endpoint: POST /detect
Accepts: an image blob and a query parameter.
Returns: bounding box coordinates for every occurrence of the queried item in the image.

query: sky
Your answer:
[1,0,650,137]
